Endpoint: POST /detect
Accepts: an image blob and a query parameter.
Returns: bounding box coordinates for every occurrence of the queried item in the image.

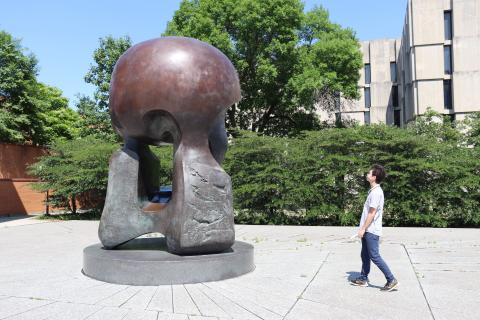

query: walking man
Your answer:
[350,164,399,291]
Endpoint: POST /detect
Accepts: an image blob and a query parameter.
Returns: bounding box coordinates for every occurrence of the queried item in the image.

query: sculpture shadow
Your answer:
[110,237,234,257]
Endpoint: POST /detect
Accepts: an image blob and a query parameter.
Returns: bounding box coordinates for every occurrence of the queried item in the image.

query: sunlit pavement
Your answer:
[0,220,479,319]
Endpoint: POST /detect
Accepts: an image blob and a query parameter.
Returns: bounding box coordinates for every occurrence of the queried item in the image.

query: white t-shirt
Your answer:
[359,185,384,236]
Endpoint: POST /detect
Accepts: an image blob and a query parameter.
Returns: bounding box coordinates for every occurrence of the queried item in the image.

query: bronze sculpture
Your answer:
[98,36,241,255]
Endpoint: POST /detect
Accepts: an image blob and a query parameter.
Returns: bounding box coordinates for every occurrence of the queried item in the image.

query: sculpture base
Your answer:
[82,238,254,285]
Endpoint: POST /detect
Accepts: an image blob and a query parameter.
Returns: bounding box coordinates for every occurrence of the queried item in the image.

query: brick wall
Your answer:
[0,179,46,215]
[0,143,47,216]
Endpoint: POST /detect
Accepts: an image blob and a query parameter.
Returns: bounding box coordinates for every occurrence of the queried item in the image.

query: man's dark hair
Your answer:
[371,164,386,183]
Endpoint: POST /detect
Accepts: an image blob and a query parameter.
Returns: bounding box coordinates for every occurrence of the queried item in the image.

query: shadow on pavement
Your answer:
[0,215,32,224]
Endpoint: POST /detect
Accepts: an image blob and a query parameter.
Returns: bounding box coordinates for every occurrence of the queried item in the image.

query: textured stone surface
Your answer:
[3,220,480,319]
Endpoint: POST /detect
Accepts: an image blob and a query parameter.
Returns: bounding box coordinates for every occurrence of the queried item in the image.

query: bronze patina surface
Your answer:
[99,37,241,254]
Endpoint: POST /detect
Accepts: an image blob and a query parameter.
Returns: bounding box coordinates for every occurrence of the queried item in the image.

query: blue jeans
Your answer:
[360,232,394,282]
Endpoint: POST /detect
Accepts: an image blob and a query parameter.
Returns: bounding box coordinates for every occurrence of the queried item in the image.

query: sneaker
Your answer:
[380,279,399,291]
[350,278,368,287]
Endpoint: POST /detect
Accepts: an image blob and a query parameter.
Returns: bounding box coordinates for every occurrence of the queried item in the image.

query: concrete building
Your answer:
[331,0,480,125]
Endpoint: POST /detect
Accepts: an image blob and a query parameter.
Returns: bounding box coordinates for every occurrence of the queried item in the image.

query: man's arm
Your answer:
[358,207,377,238]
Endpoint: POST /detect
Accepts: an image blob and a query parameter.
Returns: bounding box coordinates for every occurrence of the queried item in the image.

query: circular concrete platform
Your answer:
[83,238,255,285]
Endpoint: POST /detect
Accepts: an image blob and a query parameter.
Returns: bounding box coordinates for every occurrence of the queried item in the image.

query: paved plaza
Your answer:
[0,217,478,319]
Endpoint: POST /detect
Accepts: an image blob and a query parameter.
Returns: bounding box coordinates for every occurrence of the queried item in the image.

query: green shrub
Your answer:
[30,124,479,227]
[224,126,480,227]
[29,136,119,212]
[29,137,174,213]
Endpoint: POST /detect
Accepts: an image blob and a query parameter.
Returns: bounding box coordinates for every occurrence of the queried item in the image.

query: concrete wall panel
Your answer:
[416,80,444,113]
[453,37,480,72]
[371,82,393,107]
[414,45,444,79]
[371,106,389,124]
[453,0,480,38]
[453,72,480,112]
[412,0,444,45]
[341,112,365,125]
[362,42,370,63]
[370,40,392,82]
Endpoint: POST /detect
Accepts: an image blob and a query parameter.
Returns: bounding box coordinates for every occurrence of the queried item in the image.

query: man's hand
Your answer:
[358,207,377,238]
[358,228,366,238]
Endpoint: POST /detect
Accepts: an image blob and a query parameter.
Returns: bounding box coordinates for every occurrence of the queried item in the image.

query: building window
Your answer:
[443,80,452,109]
[392,86,398,107]
[364,111,370,125]
[364,64,371,84]
[394,109,401,127]
[364,88,371,108]
[390,62,397,83]
[444,11,452,40]
[444,45,452,74]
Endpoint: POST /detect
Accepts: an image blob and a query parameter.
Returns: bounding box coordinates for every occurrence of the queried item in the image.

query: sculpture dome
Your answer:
[109,36,241,144]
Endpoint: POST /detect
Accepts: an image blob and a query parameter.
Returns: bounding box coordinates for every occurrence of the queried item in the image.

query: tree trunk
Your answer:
[71,194,77,214]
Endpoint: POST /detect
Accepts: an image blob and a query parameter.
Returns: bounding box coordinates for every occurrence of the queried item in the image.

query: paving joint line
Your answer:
[299,297,374,316]
[0,294,129,308]
[118,288,142,308]
[94,285,131,305]
[0,300,56,320]
[401,243,436,320]
[201,283,263,319]
[145,286,159,311]
[206,282,283,317]
[197,283,238,318]
[170,284,174,314]
[212,280,297,308]
[183,284,202,316]
[282,251,330,320]
[82,305,106,320]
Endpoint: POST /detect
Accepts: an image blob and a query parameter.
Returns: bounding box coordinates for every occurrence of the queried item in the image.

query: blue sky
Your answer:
[1,0,407,107]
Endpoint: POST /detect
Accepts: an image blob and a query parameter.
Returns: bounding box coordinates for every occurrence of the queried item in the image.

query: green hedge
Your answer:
[224,126,480,227]
[30,123,480,227]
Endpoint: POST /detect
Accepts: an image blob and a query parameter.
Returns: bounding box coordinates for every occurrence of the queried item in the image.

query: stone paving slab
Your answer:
[0,220,479,319]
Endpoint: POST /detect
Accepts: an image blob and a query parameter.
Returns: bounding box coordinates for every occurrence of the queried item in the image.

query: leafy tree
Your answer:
[407,108,461,144]
[34,82,81,143]
[75,94,117,141]
[0,30,79,145]
[29,136,120,212]
[292,6,361,114]
[84,36,132,111]
[461,112,480,148]
[164,1,362,135]
[39,108,80,141]
[80,36,132,141]
[0,30,41,143]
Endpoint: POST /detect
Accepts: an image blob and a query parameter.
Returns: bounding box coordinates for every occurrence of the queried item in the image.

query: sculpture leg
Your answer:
[98,138,157,248]
[165,132,235,254]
